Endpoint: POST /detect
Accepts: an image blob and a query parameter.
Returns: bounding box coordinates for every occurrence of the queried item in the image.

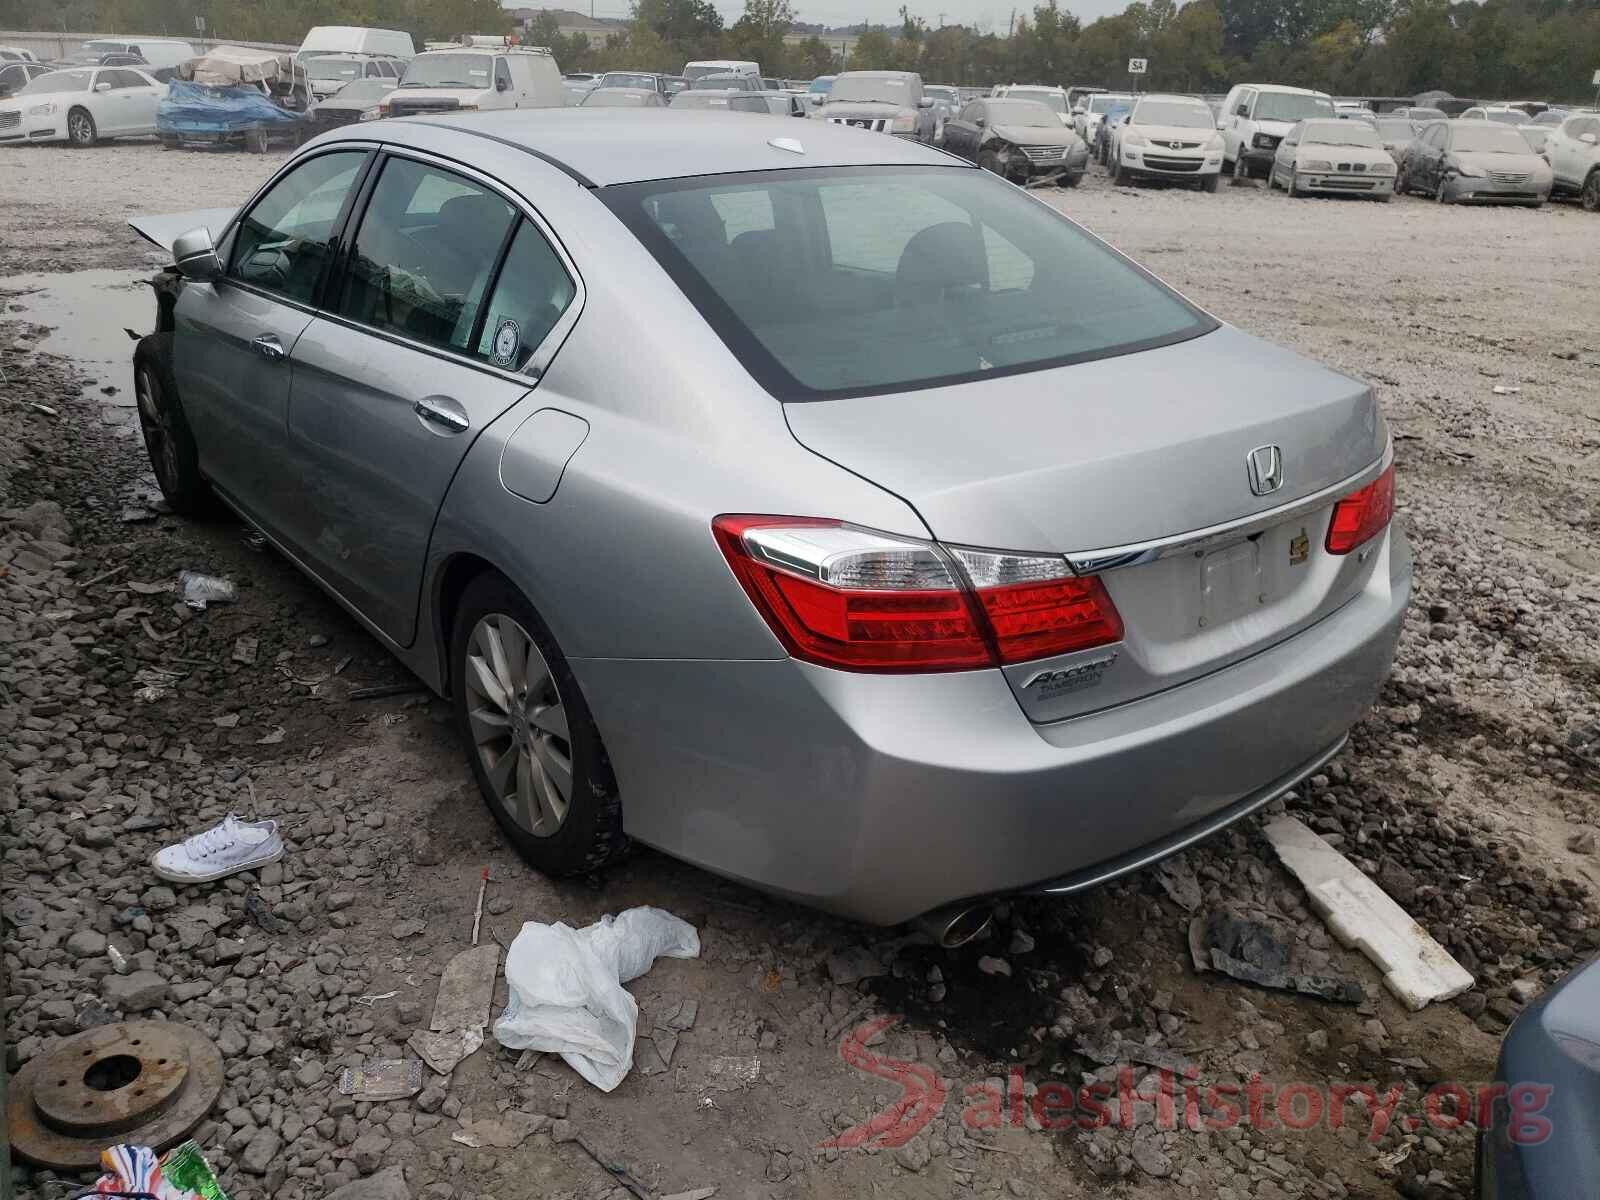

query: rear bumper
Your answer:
[574,527,1412,926]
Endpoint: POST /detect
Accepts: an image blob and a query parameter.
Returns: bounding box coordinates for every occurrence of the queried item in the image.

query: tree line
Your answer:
[3,0,1597,101]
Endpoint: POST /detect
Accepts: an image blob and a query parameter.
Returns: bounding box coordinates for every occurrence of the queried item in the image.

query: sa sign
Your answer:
[1128,57,1148,74]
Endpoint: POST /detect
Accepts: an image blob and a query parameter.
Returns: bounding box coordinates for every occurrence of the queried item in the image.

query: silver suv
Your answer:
[818,70,937,142]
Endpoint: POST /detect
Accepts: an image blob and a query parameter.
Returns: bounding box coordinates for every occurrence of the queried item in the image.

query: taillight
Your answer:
[1325,464,1394,555]
[712,516,1123,673]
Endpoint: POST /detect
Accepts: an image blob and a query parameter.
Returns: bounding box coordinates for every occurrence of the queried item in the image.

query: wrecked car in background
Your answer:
[158,47,309,154]
[940,97,1090,187]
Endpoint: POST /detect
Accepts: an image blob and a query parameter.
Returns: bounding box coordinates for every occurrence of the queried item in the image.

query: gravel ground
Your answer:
[3,140,1598,1200]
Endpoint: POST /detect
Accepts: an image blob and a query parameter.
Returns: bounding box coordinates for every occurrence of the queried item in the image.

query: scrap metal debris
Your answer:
[178,569,236,610]
[338,1058,423,1102]
[1189,910,1364,1003]
[7,1022,224,1170]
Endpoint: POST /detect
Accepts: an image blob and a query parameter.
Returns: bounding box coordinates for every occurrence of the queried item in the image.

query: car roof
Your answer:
[1136,93,1208,105]
[356,109,963,186]
[1237,83,1329,96]
[838,70,917,80]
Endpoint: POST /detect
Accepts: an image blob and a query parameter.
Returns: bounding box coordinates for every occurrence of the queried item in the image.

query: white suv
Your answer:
[1543,113,1600,211]
[994,84,1071,126]
[1219,83,1336,180]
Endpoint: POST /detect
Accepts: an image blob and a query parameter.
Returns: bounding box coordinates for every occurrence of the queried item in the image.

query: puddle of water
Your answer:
[3,268,158,424]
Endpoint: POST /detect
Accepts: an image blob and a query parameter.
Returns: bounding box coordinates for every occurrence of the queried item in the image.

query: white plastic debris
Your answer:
[178,569,237,610]
[1264,815,1473,1009]
[494,906,700,1091]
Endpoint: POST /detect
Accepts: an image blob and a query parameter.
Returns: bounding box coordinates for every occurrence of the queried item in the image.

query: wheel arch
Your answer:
[430,551,502,698]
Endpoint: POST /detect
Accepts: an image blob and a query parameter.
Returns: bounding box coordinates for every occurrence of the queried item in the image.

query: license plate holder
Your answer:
[1200,541,1262,627]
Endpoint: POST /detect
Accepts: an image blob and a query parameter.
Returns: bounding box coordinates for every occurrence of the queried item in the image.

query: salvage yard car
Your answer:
[0,64,163,147]
[1107,93,1226,190]
[819,70,938,142]
[1220,82,1337,180]
[126,111,1411,931]
[302,77,397,136]
[1541,112,1600,210]
[939,97,1089,187]
[1268,118,1396,200]
[385,45,560,118]
[159,48,310,154]
[1398,120,1552,206]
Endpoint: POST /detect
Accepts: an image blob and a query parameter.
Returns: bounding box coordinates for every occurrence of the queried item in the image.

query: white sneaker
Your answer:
[150,814,284,884]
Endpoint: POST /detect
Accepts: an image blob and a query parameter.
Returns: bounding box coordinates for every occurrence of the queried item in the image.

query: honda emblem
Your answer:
[1247,445,1284,496]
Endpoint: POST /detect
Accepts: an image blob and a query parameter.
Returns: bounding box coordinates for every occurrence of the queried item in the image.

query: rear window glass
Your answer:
[603,165,1214,402]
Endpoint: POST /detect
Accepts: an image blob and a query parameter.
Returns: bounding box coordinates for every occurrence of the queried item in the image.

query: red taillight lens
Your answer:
[713,516,1123,673]
[1325,464,1394,555]
[975,576,1125,664]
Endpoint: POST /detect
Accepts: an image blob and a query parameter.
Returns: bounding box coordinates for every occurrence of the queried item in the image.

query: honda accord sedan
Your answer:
[128,110,1411,928]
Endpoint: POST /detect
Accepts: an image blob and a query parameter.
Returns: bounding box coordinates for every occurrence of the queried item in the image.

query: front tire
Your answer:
[1108,150,1122,182]
[1435,177,1454,204]
[1286,170,1300,198]
[67,107,96,147]
[1232,153,1252,183]
[247,126,269,154]
[451,572,626,878]
[133,341,215,516]
[1201,171,1220,193]
[1580,170,1599,213]
[978,149,1004,176]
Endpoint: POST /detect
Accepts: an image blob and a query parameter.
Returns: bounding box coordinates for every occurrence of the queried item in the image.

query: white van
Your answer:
[682,59,760,83]
[299,26,415,62]
[1219,83,1336,180]
[82,38,195,70]
[385,46,560,118]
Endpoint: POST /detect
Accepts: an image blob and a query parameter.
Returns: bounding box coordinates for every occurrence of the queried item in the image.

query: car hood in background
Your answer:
[991,122,1080,147]
[1295,143,1391,167]
[822,100,912,119]
[1131,122,1215,146]
[128,207,238,254]
[1455,149,1552,177]
[783,325,1383,553]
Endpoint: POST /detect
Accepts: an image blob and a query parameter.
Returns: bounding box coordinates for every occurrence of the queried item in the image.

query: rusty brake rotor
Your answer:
[8,1021,224,1170]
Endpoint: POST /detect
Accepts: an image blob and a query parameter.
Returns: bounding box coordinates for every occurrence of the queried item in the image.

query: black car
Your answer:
[1477,955,1600,1196]
[304,77,397,134]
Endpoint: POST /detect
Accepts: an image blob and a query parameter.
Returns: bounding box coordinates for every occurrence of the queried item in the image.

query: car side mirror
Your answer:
[95,80,112,92]
[172,227,222,282]
[974,116,986,127]
[917,96,933,109]
[1072,105,1085,115]
[809,93,823,105]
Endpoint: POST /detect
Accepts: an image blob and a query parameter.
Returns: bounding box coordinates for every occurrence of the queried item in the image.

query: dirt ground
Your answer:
[3,138,1598,1200]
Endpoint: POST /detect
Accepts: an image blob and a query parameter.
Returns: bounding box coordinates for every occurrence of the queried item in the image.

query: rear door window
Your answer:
[337,156,517,355]
[473,221,577,371]
[230,150,368,305]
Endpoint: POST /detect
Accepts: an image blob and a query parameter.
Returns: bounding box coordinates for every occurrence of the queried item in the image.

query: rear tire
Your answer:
[451,572,626,879]
[67,107,96,147]
[133,340,216,516]
[1394,164,1407,195]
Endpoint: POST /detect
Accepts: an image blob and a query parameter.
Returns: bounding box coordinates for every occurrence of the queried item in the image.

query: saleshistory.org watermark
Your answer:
[820,1019,1555,1152]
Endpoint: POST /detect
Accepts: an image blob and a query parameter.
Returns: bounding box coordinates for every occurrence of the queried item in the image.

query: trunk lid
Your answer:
[784,324,1390,721]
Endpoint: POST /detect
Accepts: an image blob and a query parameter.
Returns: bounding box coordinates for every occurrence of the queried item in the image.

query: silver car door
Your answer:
[282,153,580,645]
[173,149,370,528]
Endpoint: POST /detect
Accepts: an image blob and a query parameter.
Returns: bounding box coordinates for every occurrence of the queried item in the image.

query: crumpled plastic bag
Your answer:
[493,906,699,1091]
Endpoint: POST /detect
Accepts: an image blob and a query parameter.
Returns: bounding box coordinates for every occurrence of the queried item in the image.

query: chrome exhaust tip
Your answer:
[918,903,994,949]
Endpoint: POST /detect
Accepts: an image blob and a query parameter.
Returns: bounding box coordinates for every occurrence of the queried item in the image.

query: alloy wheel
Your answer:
[464,613,572,839]
[135,366,179,493]
[69,112,92,145]
[1583,172,1600,213]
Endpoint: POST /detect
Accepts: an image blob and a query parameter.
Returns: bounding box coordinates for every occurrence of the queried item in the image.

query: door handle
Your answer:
[413,396,470,434]
[252,334,285,361]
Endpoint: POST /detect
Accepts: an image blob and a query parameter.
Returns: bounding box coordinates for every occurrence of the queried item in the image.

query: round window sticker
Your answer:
[491,319,521,368]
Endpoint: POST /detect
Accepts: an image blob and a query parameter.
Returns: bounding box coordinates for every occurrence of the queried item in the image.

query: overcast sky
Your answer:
[519,0,1132,36]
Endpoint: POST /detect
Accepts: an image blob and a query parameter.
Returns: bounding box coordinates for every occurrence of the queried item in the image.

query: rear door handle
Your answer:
[413,396,470,434]
[252,334,285,361]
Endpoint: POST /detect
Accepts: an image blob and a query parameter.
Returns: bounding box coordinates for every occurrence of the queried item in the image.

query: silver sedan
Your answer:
[129,110,1411,931]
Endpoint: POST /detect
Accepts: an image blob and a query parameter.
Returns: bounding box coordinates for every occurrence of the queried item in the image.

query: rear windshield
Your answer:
[583,89,651,106]
[1377,118,1415,139]
[308,58,362,80]
[1253,91,1335,122]
[670,91,730,108]
[600,72,657,89]
[1088,94,1129,113]
[602,165,1214,402]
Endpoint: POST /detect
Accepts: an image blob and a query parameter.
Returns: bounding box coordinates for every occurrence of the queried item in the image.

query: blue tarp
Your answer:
[158,80,306,136]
